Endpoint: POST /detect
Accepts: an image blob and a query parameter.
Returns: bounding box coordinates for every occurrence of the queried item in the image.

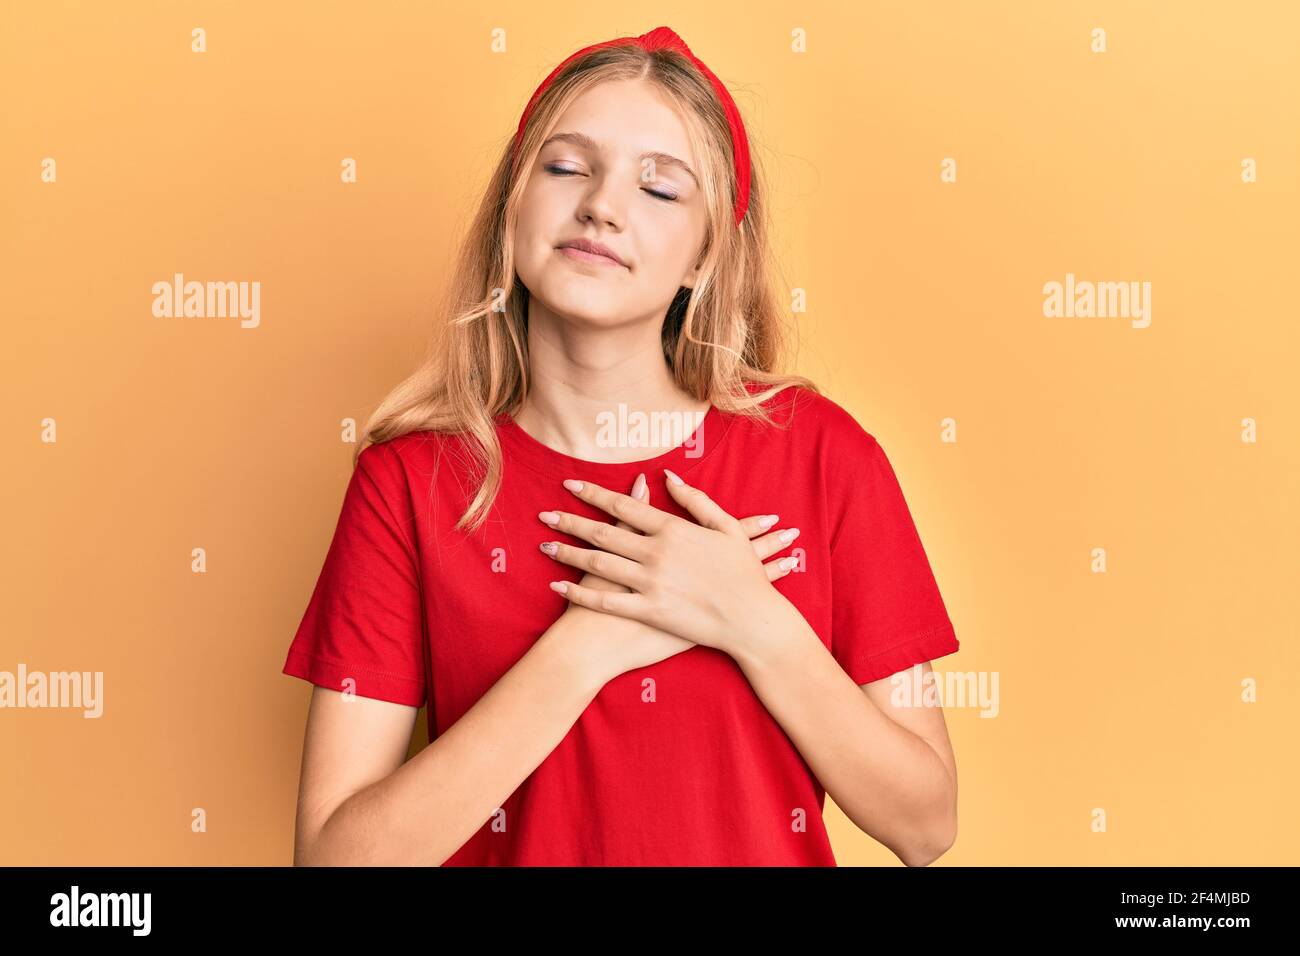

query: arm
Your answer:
[292,612,607,867]
[729,594,958,867]
[532,473,960,866]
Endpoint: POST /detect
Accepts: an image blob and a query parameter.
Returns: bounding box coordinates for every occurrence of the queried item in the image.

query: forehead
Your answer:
[549,79,697,166]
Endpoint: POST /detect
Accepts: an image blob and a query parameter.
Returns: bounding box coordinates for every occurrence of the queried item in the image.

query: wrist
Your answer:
[542,611,615,697]
[722,589,811,671]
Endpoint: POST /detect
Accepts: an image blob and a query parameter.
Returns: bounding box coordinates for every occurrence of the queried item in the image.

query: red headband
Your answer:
[512,25,751,226]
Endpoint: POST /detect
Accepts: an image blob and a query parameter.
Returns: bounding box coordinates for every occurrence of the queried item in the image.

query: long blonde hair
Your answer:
[356,38,820,533]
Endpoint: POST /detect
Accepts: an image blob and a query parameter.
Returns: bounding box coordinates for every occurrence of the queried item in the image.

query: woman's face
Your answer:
[513,78,710,328]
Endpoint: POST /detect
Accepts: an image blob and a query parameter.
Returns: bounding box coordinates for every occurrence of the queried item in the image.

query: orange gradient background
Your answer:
[1,1,1296,865]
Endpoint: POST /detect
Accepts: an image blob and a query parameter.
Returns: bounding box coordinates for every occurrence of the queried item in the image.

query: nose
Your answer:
[575,171,625,230]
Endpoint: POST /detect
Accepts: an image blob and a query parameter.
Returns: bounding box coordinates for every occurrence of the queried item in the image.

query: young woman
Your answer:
[282,26,961,866]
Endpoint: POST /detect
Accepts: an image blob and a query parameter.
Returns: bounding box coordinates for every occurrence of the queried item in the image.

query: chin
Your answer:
[552,298,632,328]
[539,279,622,316]
[555,303,627,327]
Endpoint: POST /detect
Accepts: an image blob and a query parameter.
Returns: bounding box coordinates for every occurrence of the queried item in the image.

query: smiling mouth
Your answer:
[557,246,627,268]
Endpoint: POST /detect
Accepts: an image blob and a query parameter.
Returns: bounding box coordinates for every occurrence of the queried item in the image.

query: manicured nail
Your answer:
[779,528,800,544]
[539,541,558,556]
[538,510,560,526]
[779,556,799,571]
[758,514,779,530]
[563,479,584,493]
[549,580,568,594]
[631,472,646,500]
[663,468,684,486]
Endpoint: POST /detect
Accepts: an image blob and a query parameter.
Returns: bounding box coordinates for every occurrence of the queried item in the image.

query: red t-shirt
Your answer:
[282,384,960,865]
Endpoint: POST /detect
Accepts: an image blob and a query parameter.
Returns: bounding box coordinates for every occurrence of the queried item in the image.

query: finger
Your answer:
[737,513,780,539]
[614,473,647,532]
[561,477,670,535]
[661,468,742,534]
[735,514,801,559]
[549,578,649,620]
[764,554,802,581]
[751,526,800,562]
[539,508,654,564]
[541,539,649,591]
[577,474,647,596]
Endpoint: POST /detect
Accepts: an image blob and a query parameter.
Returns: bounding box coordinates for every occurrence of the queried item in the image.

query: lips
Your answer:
[557,238,627,267]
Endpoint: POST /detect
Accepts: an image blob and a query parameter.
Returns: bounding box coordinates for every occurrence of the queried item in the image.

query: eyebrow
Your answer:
[540,131,699,188]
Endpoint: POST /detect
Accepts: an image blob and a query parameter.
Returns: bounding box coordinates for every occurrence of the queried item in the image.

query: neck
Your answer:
[512,298,710,463]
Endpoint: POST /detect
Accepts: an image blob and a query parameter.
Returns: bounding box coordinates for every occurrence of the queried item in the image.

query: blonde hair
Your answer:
[356,39,820,533]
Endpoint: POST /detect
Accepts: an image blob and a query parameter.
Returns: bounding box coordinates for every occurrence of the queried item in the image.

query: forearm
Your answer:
[302,616,606,866]
[729,596,956,867]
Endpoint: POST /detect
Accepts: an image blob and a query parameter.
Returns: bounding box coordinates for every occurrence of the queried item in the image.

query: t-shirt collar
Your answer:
[495,403,728,485]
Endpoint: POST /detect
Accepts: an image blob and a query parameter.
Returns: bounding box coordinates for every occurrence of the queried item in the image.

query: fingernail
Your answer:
[538,510,560,526]
[779,556,799,571]
[779,528,799,544]
[758,514,779,530]
[549,580,568,594]
[563,479,584,493]
[663,468,684,486]
[539,541,558,556]
[632,472,646,500]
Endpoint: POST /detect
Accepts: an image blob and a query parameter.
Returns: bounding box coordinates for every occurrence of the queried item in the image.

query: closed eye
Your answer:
[544,164,678,203]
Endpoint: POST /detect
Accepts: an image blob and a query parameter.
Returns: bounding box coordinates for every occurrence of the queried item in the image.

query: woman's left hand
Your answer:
[538,468,801,658]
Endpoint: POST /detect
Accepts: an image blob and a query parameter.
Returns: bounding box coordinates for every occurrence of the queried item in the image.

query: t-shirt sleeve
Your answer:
[827,421,960,685]
[281,441,428,707]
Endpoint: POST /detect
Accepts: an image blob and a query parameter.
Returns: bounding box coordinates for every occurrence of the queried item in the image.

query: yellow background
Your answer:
[2,0,1296,865]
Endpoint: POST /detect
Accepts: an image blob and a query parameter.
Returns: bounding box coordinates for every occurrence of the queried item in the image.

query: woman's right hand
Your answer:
[557,472,800,682]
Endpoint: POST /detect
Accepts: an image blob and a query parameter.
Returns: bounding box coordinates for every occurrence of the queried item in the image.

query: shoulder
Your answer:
[353,429,456,495]
[359,428,459,468]
[354,428,486,522]
[733,382,880,456]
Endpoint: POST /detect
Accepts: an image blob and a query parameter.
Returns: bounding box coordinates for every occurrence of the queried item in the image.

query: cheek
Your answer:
[515,178,550,237]
[513,207,553,284]
[640,235,698,287]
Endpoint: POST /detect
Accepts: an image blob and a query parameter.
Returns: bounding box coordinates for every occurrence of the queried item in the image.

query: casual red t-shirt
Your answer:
[282,384,960,865]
